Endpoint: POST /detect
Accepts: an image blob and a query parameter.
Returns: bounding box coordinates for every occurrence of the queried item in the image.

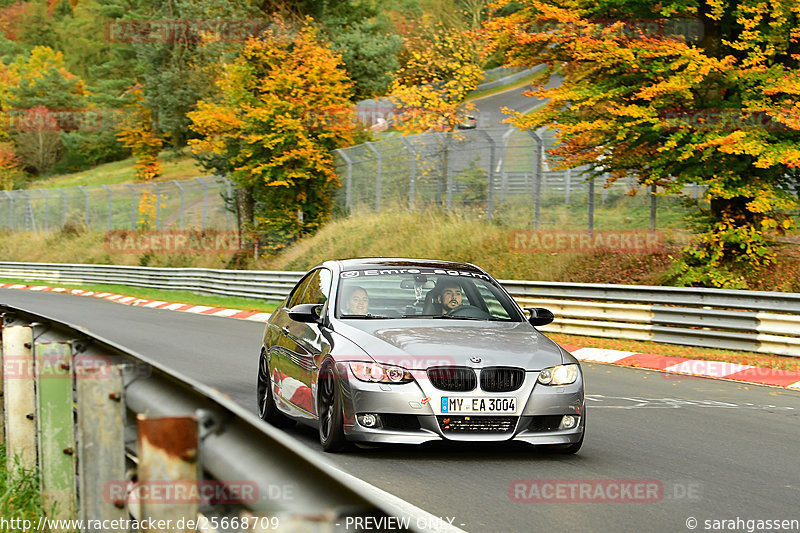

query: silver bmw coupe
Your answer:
[257,258,585,453]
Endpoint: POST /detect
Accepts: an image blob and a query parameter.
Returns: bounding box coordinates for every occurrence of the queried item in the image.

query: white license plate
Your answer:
[440,396,517,414]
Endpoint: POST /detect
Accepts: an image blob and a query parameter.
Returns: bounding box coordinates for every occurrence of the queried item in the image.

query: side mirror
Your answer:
[525,307,554,327]
[288,304,323,324]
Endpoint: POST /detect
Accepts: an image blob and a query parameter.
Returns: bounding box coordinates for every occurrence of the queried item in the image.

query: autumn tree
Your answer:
[188,18,356,252]
[485,0,800,288]
[2,46,87,174]
[116,84,163,183]
[389,17,483,133]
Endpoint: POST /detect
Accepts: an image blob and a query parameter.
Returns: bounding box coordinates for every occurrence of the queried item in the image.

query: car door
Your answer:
[278,268,333,415]
[269,273,316,405]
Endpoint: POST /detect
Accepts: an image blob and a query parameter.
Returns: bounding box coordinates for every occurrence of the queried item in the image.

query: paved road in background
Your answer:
[470,74,563,129]
[2,289,799,533]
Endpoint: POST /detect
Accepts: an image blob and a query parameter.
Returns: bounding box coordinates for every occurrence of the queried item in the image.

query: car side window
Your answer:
[286,274,315,309]
[299,269,331,306]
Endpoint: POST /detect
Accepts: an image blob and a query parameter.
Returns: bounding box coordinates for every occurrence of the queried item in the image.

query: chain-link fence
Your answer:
[2,127,717,234]
[333,127,707,231]
[0,176,235,232]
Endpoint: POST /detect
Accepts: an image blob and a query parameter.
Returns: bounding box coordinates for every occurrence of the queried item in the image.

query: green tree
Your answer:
[3,46,87,174]
[188,18,356,252]
[485,0,800,288]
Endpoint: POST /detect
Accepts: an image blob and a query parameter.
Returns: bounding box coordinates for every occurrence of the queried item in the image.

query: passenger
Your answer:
[344,286,369,315]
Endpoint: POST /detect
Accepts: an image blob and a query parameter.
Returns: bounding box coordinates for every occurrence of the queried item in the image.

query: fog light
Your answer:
[358,414,380,428]
[559,415,578,430]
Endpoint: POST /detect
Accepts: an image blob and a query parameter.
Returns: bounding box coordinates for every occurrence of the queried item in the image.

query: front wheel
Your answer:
[317,363,348,452]
[257,351,295,428]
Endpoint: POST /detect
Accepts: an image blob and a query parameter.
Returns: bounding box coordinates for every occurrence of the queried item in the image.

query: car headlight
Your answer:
[537,364,579,386]
[349,362,414,384]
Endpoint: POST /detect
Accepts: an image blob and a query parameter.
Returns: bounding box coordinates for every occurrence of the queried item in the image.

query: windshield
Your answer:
[336,269,522,321]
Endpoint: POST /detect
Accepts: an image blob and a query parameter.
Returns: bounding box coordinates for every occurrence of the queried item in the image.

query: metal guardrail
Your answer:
[1,262,798,356]
[0,304,419,531]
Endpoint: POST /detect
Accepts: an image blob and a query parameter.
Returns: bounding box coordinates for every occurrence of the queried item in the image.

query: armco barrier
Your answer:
[0,304,419,531]
[1,262,799,356]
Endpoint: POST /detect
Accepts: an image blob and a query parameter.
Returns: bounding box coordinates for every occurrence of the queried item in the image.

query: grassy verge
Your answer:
[27,152,203,190]
[0,443,46,524]
[550,333,800,373]
[0,278,278,313]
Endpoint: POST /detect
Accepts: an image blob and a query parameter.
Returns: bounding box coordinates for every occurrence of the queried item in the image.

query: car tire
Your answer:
[257,350,295,428]
[317,362,348,452]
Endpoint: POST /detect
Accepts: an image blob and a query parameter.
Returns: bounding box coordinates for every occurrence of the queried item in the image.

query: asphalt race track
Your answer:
[2,289,799,533]
[471,74,564,128]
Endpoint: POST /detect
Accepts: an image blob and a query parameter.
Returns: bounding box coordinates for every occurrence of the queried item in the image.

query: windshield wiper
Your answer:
[340,313,393,319]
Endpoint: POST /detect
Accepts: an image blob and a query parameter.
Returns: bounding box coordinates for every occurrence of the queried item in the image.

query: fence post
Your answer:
[40,189,49,231]
[443,133,455,211]
[23,191,35,232]
[76,363,127,529]
[152,183,161,231]
[565,168,572,205]
[2,191,12,230]
[588,176,595,234]
[125,184,137,230]
[224,177,233,230]
[35,341,76,521]
[78,185,90,228]
[650,183,657,232]
[197,177,209,230]
[478,130,497,220]
[335,149,353,212]
[61,189,67,227]
[399,138,417,209]
[366,142,382,213]
[2,324,37,470]
[172,180,185,229]
[102,184,113,231]
[527,130,543,229]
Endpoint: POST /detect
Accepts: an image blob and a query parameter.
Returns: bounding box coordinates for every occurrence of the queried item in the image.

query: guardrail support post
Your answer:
[76,363,127,529]
[35,341,77,521]
[136,415,199,527]
[2,324,37,469]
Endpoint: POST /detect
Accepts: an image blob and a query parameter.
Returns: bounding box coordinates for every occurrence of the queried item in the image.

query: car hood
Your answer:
[334,320,564,370]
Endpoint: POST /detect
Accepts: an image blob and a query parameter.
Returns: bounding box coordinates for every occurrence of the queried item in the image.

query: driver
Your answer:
[436,279,463,314]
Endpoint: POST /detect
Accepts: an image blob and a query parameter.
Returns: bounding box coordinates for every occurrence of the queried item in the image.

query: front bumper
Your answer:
[338,365,585,446]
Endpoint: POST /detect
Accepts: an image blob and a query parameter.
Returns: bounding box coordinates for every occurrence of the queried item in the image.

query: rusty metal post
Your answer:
[76,363,127,530]
[0,313,4,443]
[2,324,36,469]
[136,415,199,531]
[35,341,77,523]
